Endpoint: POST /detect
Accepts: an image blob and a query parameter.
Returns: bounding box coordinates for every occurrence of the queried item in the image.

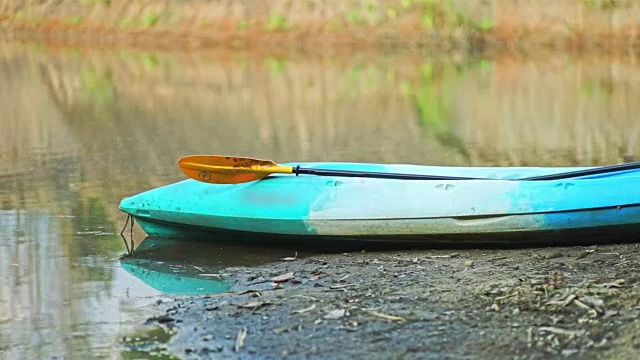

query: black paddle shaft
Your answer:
[521,161,640,181]
[293,161,640,182]
[294,166,481,180]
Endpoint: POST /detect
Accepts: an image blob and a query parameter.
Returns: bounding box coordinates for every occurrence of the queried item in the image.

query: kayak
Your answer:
[119,162,640,245]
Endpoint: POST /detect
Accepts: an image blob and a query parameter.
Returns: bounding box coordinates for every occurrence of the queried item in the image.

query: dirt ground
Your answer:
[124,241,640,359]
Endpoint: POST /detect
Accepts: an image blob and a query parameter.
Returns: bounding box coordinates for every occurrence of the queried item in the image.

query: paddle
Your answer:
[178,155,483,184]
[178,155,640,185]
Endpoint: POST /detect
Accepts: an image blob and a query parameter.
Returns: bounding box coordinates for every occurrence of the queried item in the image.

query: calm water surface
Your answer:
[1,41,640,358]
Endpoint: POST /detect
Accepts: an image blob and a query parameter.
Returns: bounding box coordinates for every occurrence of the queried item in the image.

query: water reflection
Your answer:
[1,40,640,358]
[120,325,175,360]
[0,209,163,359]
[120,237,313,295]
[121,259,230,295]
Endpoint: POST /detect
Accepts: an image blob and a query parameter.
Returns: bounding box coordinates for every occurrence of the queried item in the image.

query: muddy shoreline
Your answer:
[126,242,640,359]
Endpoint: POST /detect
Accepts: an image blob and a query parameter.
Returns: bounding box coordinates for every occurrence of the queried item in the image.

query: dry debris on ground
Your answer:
[137,243,640,359]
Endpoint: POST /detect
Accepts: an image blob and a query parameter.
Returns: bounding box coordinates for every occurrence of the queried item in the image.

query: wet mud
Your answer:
[132,242,640,359]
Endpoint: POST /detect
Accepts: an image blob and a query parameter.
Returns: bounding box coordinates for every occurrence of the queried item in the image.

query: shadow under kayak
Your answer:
[119,162,640,245]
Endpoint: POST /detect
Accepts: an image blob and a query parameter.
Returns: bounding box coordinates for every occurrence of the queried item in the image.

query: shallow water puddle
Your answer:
[120,325,176,359]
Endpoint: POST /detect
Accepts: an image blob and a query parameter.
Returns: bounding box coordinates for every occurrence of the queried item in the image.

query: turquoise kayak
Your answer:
[119,162,640,244]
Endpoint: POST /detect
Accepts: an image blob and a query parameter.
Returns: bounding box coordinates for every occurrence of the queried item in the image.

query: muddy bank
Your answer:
[130,242,640,359]
[2,0,640,53]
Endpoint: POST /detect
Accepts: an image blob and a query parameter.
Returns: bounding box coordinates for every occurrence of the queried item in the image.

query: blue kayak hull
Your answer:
[129,208,640,245]
[119,162,640,244]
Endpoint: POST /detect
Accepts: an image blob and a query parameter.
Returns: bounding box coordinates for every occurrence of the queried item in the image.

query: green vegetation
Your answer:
[266,57,288,74]
[476,18,494,32]
[386,6,398,19]
[478,59,492,72]
[422,13,434,29]
[584,0,618,10]
[347,10,365,25]
[141,14,160,27]
[81,68,114,107]
[398,59,493,157]
[237,20,251,30]
[80,0,111,6]
[581,78,614,99]
[3,0,636,52]
[401,63,452,137]
[340,0,463,29]
[265,14,290,31]
[349,64,365,80]
[314,0,484,34]
[117,14,161,29]
[66,48,83,58]
[66,15,83,26]
[118,18,133,29]
[140,53,160,70]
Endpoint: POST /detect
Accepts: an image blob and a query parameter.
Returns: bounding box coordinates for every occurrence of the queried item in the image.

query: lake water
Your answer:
[1,40,639,358]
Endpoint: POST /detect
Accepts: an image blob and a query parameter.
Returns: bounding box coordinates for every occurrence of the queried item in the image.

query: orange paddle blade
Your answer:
[178,155,294,184]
